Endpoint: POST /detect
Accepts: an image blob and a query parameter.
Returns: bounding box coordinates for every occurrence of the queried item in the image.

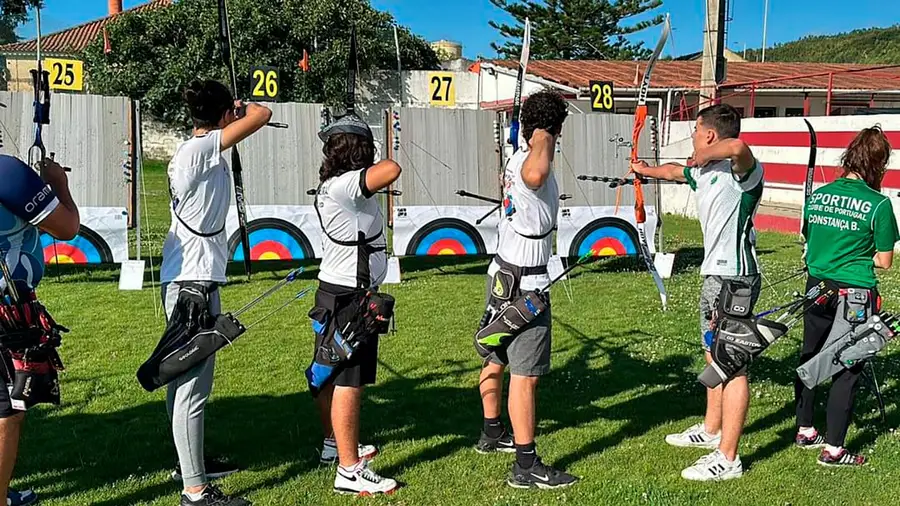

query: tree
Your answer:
[0,0,37,45]
[744,25,900,64]
[81,0,439,125]
[489,0,664,60]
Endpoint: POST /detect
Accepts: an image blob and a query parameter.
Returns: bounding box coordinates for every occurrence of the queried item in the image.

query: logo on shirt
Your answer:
[24,186,54,215]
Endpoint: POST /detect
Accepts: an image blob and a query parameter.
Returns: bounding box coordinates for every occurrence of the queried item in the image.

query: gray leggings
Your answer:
[162,282,220,488]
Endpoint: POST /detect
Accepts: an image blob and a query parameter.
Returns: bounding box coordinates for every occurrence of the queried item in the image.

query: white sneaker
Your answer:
[681,450,743,481]
[333,459,398,496]
[320,439,379,464]
[665,422,721,449]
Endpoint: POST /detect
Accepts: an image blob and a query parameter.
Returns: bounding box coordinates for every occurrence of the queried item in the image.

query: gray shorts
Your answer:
[483,275,552,377]
[700,274,761,352]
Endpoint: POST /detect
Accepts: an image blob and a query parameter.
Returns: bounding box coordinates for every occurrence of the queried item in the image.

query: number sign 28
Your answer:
[429,72,455,107]
[590,80,615,112]
[250,66,280,101]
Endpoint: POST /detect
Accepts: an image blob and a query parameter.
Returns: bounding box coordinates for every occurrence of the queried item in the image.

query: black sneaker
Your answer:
[180,484,251,506]
[172,456,239,481]
[476,430,515,454]
[795,431,826,449]
[507,458,579,489]
[817,448,867,467]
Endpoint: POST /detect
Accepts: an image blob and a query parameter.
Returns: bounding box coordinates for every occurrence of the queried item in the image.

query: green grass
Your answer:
[18,161,900,505]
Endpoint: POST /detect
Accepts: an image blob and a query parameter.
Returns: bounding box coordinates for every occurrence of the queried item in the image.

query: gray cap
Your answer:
[318,113,373,142]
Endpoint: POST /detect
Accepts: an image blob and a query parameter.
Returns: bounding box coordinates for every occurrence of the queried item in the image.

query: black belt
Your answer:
[493,256,548,277]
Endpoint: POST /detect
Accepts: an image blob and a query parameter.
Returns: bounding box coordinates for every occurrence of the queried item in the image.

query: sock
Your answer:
[825,444,843,456]
[324,437,336,446]
[184,490,205,501]
[339,459,363,473]
[798,427,816,438]
[515,441,537,469]
[483,416,504,438]
[702,424,720,437]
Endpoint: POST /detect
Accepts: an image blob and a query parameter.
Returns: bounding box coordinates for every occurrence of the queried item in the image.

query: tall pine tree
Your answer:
[489,0,664,60]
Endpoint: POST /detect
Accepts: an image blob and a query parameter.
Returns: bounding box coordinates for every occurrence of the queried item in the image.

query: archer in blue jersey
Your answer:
[0,153,79,506]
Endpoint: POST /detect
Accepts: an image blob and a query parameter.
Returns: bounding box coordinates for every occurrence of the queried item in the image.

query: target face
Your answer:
[406,218,486,256]
[41,226,113,264]
[228,218,314,262]
[568,217,639,258]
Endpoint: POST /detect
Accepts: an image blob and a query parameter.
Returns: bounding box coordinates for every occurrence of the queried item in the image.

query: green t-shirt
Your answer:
[804,178,900,288]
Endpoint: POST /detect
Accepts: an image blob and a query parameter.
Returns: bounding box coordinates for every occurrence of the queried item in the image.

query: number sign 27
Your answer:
[590,80,615,112]
[250,66,280,101]
[429,72,455,107]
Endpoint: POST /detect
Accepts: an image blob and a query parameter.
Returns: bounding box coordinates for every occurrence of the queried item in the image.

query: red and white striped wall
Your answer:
[660,115,900,233]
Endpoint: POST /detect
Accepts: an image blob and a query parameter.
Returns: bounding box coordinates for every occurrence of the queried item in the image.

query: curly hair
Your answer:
[319,133,376,182]
[520,90,569,143]
[183,80,233,130]
[840,126,892,191]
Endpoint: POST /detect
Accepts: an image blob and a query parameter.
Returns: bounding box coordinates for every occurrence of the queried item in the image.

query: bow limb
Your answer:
[802,119,817,236]
[217,0,252,279]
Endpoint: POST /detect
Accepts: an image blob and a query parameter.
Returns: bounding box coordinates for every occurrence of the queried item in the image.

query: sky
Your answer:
[16,0,900,60]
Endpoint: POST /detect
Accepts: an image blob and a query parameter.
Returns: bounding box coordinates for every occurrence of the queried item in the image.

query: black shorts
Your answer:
[311,284,379,388]
[0,355,23,418]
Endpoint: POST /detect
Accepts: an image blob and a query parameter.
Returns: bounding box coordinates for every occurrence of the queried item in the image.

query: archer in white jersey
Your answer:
[631,104,763,482]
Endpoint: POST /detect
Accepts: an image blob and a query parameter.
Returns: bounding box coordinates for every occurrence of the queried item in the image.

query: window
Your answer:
[785,108,805,117]
[753,107,776,118]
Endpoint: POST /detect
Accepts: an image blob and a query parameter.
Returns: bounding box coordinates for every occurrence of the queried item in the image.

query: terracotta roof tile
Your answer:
[0,0,171,56]
[490,60,900,91]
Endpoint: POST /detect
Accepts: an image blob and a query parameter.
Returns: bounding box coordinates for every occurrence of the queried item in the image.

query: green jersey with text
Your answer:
[683,159,764,277]
[803,177,900,288]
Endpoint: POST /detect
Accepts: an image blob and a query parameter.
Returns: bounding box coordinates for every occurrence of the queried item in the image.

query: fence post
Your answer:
[826,73,834,116]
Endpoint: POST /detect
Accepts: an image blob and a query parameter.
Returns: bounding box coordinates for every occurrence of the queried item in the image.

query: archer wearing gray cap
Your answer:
[306,109,402,496]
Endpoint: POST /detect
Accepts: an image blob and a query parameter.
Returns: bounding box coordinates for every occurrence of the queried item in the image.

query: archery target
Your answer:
[41,226,114,264]
[406,218,486,256]
[228,218,314,262]
[568,217,639,258]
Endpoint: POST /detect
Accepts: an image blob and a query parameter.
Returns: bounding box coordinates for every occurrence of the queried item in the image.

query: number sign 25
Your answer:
[429,72,455,107]
[590,80,615,112]
[45,58,83,91]
[250,66,280,101]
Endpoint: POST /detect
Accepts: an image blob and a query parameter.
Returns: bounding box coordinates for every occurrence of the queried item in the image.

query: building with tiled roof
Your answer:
[476,59,900,118]
[1,0,171,92]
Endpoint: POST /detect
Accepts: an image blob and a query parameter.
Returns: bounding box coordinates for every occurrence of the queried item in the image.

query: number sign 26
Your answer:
[590,80,615,112]
[45,58,83,91]
[429,72,455,107]
[250,66,280,101]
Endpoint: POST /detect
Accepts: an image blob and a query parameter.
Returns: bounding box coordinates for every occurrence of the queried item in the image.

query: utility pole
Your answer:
[762,0,769,62]
[700,0,727,105]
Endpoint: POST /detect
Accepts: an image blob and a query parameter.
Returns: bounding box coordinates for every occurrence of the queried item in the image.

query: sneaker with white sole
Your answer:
[681,450,743,481]
[795,430,827,449]
[320,439,378,465]
[817,448,867,467]
[7,488,37,506]
[507,458,579,489]
[475,430,516,454]
[665,422,721,449]
[333,459,397,496]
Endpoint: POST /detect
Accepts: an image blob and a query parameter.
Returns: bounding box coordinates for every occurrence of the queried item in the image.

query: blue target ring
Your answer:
[40,226,110,264]
[228,218,314,262]
[570,218,640,258]
[407,218,486,256]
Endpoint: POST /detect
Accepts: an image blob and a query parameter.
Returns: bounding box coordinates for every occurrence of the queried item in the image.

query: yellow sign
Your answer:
[428,72,455,107]
[250,66,280,101]
[590,80,615,112]
[45,58,84,91]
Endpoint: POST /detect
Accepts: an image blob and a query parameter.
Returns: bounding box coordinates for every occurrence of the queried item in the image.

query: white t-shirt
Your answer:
[494,145,559,291]
[684,159,764,277]
[161,131,232,283]
[316,168,387,288]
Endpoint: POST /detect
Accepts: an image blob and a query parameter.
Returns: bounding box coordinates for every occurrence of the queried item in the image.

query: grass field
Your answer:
[14,160,900,505]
